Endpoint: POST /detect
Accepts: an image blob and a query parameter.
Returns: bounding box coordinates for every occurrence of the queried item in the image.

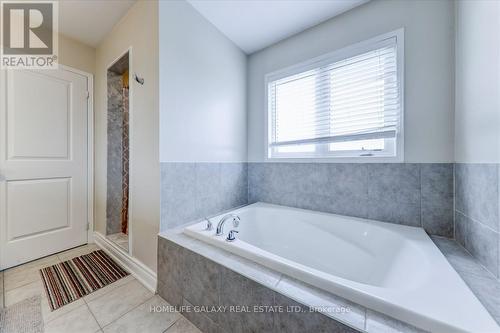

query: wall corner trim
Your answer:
[94,232,157,292]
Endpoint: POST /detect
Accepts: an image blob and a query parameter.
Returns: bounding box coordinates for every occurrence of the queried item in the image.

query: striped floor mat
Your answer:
[39,250,129,311]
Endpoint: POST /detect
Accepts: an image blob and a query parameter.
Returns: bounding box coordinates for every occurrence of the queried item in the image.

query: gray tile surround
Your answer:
[157,162,500,332]
[157,231,428,333]
[432,236,500,325]
[248,163,454,237]
[160,162,248,231]
[161,162,454,236]
[454,163,500,278]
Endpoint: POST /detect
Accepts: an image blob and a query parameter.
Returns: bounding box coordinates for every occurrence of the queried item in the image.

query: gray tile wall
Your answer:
[248,163,454,237]
[454,163,500,278]
[432,236,500,324]
[160,162,248,231]
[106,72,125,235]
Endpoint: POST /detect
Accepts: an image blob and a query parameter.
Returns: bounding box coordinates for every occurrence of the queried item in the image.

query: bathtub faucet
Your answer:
[216,214,240,236]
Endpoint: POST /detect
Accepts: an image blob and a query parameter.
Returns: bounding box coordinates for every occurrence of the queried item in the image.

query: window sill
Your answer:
[264,155,404,163]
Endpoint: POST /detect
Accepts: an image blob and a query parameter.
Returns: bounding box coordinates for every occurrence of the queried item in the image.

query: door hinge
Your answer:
[86,91,90,99]
[87,222,90,231]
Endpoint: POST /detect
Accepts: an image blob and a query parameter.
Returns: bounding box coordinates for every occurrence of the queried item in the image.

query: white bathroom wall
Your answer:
[158,0,248,231]
[247,0,455,163]
[454,0,500,279]
[59,34,96,75]
[159,0,247,163]
[95,0,159,272]
[455,0,500,164]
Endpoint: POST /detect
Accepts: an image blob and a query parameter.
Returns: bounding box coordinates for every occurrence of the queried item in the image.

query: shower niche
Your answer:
[106,52,130,253]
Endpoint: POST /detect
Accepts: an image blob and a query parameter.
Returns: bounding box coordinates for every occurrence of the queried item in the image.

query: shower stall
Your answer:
[106,51,130,252]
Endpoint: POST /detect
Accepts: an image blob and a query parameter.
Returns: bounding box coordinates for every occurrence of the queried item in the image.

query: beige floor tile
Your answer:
[102,295,179,333]
[4,255,61,291]
[57,244,99,262]
[83,275,134,303]
[107,233,129,253]
[165,317,202,333]
[41,293,86,323]
[5,255,60,278]
[4,280,45,307]
[86,279,153,327]
[44,304,100,333]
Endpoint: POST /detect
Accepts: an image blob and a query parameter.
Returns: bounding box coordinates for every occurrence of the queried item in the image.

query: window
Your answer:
[267,30,403,160]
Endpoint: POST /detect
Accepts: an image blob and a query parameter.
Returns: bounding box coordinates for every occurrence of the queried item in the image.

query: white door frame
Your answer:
[59,64,94,244]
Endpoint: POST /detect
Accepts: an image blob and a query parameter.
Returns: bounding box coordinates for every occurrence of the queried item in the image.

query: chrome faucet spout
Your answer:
[216,214,240,236]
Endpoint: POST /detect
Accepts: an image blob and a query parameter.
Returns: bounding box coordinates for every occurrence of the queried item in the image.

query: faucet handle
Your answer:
[226,230,239,242]
[204,217,213,231]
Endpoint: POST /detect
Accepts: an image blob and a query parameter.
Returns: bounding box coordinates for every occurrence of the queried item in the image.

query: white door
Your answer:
[0,67,89,269]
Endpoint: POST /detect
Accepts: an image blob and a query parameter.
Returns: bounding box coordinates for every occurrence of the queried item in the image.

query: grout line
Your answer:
[162,316,182,333]
[98,294,155,331]
[45,301,89,325]
[455,209,500,234]
[85,302,103,330]
[3,277,41,293]
[84,276,135,304]
[274,274,283,287]
[444,236,500,282]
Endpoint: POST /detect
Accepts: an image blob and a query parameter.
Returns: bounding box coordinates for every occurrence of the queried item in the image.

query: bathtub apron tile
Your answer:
[181,298,222,333]
[182,250,221,323]
[157,280,183,309]
[218,266,276,333]
[157,236,189,294]
[273,293,360,333]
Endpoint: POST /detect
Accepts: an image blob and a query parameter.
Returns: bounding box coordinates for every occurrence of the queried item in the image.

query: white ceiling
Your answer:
[186,0,369,54]
[59,0,136,47]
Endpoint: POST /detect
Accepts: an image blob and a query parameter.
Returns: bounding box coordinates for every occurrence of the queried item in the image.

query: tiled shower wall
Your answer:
[106,72,125,235]
[247,163,454,237]
[455,164,500,278]
[160,162,455,237]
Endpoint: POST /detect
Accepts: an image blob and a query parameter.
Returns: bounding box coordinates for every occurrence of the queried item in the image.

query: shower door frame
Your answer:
[105,47,133,255]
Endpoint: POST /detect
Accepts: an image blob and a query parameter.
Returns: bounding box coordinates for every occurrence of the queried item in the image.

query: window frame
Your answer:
[264,28,405,162]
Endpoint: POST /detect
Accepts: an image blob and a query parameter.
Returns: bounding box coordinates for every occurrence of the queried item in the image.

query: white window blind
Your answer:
[268,36,401,157]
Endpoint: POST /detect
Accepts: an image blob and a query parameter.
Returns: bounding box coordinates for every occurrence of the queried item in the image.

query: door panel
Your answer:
[0,68,88,269]
[8,70,70,159]
[7,178,70,239]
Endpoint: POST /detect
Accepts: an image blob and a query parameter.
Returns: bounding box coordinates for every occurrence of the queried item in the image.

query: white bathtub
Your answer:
[184,203,498,333]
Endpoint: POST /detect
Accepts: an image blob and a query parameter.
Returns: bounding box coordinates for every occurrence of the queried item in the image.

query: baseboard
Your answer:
[94,232,157,292]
